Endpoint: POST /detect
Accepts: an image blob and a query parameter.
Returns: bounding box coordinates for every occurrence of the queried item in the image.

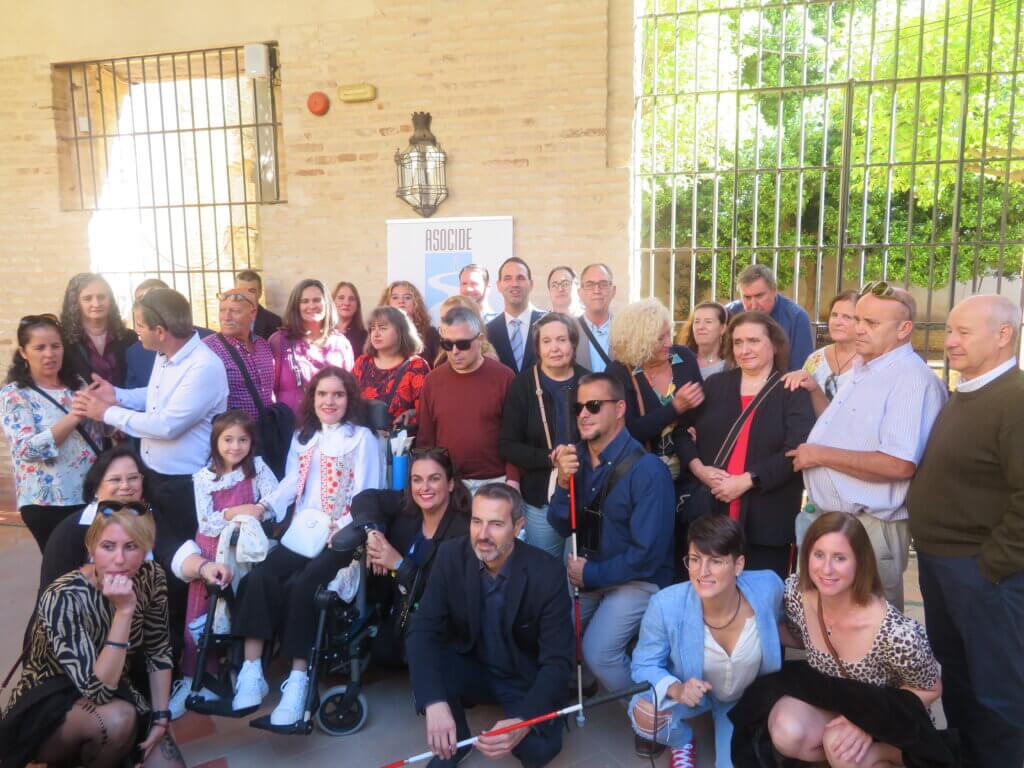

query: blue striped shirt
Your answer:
[803,343,947,521]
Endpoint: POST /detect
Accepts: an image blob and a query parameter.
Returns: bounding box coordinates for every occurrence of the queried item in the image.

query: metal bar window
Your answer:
[635,0,1024,364]
[52,44,284,328]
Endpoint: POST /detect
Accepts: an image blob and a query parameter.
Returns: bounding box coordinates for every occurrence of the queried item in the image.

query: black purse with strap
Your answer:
[217,334,295,479]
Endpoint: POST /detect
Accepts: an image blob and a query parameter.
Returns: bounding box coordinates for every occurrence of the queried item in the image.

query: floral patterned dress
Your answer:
[0,383,102,509]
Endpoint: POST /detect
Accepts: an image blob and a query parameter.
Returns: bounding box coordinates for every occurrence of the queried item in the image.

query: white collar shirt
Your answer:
[956,357,1018,392]
[803,343,948,520]
[104,332,229,476]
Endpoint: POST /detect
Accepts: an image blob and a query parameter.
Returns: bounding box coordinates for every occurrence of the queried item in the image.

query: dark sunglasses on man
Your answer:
[439,337,478,352]
[572,399,619,416]
[97,501,151,517]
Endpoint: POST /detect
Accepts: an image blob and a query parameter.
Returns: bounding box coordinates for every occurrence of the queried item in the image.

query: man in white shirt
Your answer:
[575,263,616,373]
[458,263,498,322]
[787,283,947,609]
[73,288,229,549]
[485,257,545,374]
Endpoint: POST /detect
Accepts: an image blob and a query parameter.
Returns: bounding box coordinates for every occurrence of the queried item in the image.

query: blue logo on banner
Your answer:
[425,251,471,314]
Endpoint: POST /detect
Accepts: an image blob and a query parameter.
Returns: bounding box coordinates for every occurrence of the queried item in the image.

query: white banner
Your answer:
[386,215,513,322]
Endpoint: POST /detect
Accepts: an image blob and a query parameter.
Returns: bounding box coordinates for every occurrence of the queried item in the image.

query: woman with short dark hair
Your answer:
[629,515,784,768]
[352,306,430,428]
[0,506,185,768]
[59,272,138,387]
[680,311,815,577]
[1,314,102,551]
[269,279,355,417]
[499,312,588,558]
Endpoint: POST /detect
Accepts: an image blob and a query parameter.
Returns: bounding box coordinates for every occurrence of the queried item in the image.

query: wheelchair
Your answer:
[184,522,383,737]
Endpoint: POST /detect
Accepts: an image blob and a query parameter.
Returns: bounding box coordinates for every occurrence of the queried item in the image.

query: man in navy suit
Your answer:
[407,483,573,767]
[486,257,546,374]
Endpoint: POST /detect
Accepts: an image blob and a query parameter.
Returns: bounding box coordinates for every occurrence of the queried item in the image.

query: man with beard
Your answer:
[406,483,573,767]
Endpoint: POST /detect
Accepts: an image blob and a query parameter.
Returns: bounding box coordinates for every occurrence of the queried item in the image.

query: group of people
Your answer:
[0,259,1020,768]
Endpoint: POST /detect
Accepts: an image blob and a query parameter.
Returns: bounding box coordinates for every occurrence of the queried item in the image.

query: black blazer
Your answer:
[486,310,547,374]
[69,330,138,388]
[499,363,588,507]
[406,536,573,720]
[253,305,283,340]
[678,368,815,547]
[607,344,703,448]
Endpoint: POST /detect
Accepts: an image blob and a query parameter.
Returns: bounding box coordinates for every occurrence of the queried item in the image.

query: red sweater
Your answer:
[416,358,515,480]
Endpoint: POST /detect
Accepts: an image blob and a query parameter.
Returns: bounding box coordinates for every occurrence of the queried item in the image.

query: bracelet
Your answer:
[150,709,171,723]
[197,559,211,579]
[104,640,129,649]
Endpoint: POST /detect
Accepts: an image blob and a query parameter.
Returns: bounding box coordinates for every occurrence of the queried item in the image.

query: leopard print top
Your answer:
[783,573,939,689]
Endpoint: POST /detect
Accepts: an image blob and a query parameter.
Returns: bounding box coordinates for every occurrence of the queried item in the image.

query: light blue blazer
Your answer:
[629,569,784,760]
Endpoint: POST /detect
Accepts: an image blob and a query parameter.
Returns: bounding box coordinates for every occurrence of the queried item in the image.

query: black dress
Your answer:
[0,562,173,768]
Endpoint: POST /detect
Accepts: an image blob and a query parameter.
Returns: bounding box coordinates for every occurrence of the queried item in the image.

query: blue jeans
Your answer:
[578,581,657,694]
[917,551,1024,768]
[522,503,565,560]
[628,689,736,768]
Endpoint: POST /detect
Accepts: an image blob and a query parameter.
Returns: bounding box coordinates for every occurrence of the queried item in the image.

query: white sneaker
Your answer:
[232,660,269,711]
[269,671,309,726]
[169,677,220,720]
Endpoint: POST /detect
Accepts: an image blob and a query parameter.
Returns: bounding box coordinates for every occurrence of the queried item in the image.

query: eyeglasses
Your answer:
[860,280,894,298]
[439,337,479,351]
[217,291,255,307]
[572,399,619,416]
[549,280,574,290]
[136,296,167,329]
[684,554,731,571]
[97,501,151,517]
[19,313,60,328]
[581,280,613,292]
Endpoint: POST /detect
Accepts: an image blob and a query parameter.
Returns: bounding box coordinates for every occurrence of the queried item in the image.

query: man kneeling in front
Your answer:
[406,483,574,767]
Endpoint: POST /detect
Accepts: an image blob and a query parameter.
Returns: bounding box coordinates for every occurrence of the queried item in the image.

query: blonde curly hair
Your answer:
[610,299,672,369]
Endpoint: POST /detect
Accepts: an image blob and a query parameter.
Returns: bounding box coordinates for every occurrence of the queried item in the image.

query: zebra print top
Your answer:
[4,561,173,715]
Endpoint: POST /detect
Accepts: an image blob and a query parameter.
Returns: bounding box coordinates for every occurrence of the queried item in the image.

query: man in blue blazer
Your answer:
[406,483,573,767]
[486,257,546,374]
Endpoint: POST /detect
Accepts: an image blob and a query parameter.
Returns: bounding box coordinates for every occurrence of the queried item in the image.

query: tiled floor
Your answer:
[0,518,933,768]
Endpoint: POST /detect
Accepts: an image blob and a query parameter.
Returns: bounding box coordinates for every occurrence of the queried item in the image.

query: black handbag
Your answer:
[217,335,295,479]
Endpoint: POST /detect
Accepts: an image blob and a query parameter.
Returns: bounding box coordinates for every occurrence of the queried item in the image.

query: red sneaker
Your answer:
[670,739,696,768]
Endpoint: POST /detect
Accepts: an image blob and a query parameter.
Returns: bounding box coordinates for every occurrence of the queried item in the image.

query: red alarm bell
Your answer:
[307,91,330,116]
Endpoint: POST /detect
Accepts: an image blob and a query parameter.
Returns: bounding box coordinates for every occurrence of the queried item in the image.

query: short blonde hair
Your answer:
[610,299,672,369]
[84,508,156,555]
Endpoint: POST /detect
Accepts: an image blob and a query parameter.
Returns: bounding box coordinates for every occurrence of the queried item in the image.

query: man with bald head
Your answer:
[908,294,1024,768]
[788,282,947,608]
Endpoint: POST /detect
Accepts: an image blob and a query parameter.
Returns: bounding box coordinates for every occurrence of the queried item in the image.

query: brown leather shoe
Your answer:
[634,733,666,758]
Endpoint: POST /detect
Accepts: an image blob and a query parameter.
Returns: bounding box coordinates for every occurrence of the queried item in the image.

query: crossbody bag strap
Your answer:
[217,334,268,419]
[28,385,103,457]
[593,444,646,512]
[710,371,782,468]
[579,320,612,367]
[628,371,656,452]
[815,594,852,679]
[381,358,414,413]
[532,366,554,451]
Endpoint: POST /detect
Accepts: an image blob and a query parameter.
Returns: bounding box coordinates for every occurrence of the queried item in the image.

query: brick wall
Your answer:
[0,0,634,510]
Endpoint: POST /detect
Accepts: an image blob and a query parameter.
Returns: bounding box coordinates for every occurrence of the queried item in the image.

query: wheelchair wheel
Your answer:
[314,685,368,736]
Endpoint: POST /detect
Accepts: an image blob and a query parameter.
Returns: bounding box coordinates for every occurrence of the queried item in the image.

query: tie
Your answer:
[509,318,524,370]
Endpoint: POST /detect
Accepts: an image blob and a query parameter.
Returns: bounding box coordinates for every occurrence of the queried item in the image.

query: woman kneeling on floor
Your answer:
[629,515,784,768]
[0,503,184,768]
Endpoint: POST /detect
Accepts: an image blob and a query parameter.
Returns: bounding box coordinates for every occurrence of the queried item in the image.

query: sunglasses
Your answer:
[410,446,451,460]
[97,500,151,517]
[572,399,619,416]
[439,337,479,352]
[217,291,255,306]
[860,280,895,298]
[19,313,60,328]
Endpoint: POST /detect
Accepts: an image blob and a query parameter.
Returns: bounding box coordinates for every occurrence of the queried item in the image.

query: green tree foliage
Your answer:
[637,0,1023,316]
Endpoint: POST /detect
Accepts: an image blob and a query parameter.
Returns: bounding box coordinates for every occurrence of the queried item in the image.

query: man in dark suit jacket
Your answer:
[406,483,573,767]
[486,257,547,374]
[236,268,282,339]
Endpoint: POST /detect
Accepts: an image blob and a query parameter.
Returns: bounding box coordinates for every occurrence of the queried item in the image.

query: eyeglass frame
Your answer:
[18,313,61,329]
[548,279,575,291]
[217,291,256,307]
[572,398,620,416]
[580,280,613,292]
[439,336,480,352]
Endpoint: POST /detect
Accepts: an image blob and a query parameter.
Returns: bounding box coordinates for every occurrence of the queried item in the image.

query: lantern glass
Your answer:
[395,123,448,217]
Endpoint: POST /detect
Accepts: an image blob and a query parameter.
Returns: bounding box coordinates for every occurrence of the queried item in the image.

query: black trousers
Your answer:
[233,544,350,660]
[918,551,1024,768]
[19,505,84,553]
[434,649,563,768]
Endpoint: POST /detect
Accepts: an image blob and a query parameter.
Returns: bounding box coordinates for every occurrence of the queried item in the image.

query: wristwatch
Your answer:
[150,709,171,723]
[748,471,761,489]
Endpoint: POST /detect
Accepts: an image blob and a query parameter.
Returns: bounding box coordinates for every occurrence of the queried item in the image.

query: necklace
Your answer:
[703,589,742,630]
[831,345,856,375]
